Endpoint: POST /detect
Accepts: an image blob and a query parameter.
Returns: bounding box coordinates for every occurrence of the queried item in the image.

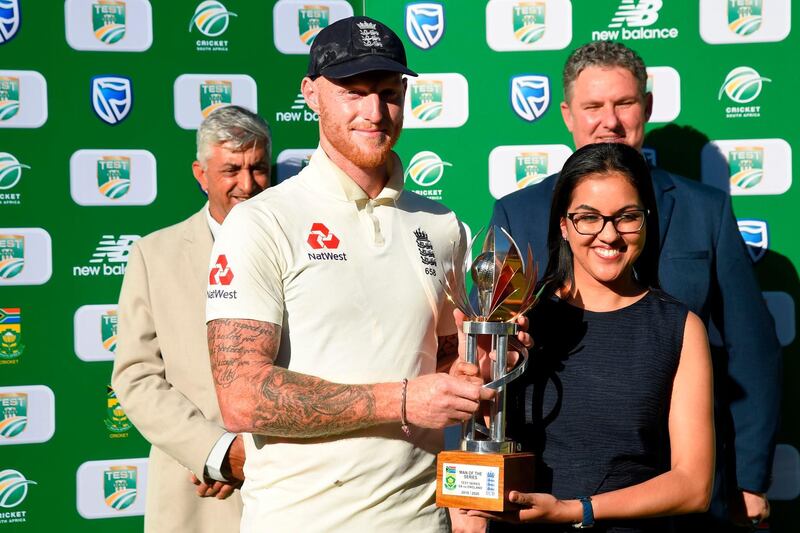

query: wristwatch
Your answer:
[572,496,594,529]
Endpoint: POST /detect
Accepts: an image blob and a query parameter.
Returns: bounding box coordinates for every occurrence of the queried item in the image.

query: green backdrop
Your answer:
[1,0,797,530]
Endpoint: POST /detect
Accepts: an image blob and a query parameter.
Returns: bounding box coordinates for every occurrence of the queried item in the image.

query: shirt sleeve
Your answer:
[206,204,286,326]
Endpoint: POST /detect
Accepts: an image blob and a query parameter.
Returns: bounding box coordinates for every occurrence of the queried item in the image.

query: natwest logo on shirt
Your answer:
[209,254,234,285]
[306,223,347,261]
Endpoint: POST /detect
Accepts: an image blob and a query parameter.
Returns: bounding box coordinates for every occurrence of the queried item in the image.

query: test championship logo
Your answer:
[200,80,232,118]
[93,0,126,44]
[406,3,445,49]
[728,0,761,36]
[515,152,549,188]
[91,75,133,125]
[0,308,23,363]
[728,146,763,191]
[298,5,329,45]
[97,156,130,199]
[0,76,19,121]
[0,469,36,514]
[510,75,550,122]
[0,152,28,206]
[513,2,546,44]
[738,219,768,263]
[0,235,23,280]
[403,151,452,201]
[104,466,137,511]
[0,392,26,437]
[410,80,443,122]
[101,310,118,352]
[105,386,131,436]
[0,0,20,45]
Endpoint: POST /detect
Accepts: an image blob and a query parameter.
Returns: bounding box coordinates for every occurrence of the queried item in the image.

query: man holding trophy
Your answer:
[205,16,527,533]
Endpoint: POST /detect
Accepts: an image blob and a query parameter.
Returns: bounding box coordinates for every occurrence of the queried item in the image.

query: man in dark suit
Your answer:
[490,41,780,531]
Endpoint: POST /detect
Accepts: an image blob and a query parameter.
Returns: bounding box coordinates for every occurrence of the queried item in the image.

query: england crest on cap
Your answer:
[91,75,133,125]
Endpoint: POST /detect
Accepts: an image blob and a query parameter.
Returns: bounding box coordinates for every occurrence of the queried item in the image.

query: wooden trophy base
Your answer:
[436,450,535,512]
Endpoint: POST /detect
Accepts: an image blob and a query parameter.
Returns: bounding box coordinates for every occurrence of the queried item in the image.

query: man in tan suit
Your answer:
[112,105,271,532]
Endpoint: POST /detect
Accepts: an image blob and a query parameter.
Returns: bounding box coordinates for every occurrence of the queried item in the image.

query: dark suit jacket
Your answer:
[490,168,782,503]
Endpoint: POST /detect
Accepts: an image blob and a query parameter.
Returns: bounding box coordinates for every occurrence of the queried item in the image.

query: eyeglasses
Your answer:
[566,209,648,236]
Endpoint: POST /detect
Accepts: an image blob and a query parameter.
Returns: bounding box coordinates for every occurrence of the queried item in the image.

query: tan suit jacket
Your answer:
[112,207,242,532]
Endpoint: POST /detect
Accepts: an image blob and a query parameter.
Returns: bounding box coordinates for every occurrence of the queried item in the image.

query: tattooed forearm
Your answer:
[436,334,459,372]
[207,318,380,438]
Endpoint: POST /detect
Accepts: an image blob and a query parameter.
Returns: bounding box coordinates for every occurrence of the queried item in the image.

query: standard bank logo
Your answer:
[70,149,156,206]
[700,0,790,44]
[77,459,147,518]
[737,219,768,263]
[74,305,119,362]
[0,385,55,445]
[276,148,314,183]
[769,444,800,501]
[404,73,468,129]
[405,2,445,50]
[0,0,20,45]
[701,138,791,196]
[510,75,550,122]
[174,74,257,129]
[0,229,52,286]
[404,151,452,201]
[0,152,29,206]
[592,0,678,41]
[488,144,572,199]
[0,469,36,510]
[0,70,47,128]
[65,0,152,51]
[91,75,133,125]
[486,0,572,51]
[646,66,680,123]
[273,0,353,54]
[0,307,24,363]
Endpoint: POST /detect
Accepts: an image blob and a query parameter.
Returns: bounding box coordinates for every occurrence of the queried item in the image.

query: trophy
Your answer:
[436,226,541,512]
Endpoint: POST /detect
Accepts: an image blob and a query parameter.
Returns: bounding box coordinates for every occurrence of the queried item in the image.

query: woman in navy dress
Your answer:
[470,143,714,532]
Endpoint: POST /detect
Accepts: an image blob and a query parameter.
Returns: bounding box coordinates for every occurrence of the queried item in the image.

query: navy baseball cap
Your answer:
[307,16,417,79]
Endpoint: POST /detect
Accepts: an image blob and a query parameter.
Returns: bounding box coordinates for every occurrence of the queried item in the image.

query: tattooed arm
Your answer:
[208,318,493,438]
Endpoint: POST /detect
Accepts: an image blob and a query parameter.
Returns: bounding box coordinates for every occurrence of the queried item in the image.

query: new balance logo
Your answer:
[609,0,661,28]
[307,223,340,250]
[209,254,234,285]
[90,235,139,264]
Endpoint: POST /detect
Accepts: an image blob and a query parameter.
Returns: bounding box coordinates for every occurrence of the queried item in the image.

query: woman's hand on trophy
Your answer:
[405,372,496,428]
[465,491,580,524]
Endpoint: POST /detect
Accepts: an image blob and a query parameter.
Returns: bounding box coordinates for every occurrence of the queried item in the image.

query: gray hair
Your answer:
[562,41,648,102]
[196,105,271,165]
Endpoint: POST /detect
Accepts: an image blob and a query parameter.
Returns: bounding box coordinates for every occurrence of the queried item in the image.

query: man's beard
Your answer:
[320,116,403,169]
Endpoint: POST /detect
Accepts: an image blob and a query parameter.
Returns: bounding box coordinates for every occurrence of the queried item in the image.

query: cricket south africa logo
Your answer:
[91,75,133,125]
[0,235,23,280]
[97,156,130,199]
[104,466,137,510]
[200,80,232,118]
[0,392,26,437]
[0,0,20,45]
[0,469,36,508]
[298,5,329,45]
[738,219,768,262]
[0,308,24,362]
[510,75,550,122]
[0,76,19,121]
[190,1,236,37]
[728,146,763,190]
[209,254,234,285]
[515,152,549,188]
[719,66,770,104]
[411,80,443,122]
[93,0,126,44]
[406,2,445,49]
[728,0,762,36]
[0,152,28,205]
[513,2,545,44]
[405,151,451,188]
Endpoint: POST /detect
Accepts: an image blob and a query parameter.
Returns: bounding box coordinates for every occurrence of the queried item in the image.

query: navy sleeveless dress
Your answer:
[493,289,689,533]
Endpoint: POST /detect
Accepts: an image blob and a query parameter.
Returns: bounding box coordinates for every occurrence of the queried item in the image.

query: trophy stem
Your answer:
[492,334,508,442]
[463,332,478,442]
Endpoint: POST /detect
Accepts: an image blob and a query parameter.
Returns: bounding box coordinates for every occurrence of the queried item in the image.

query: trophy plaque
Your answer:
[436,226,541,512]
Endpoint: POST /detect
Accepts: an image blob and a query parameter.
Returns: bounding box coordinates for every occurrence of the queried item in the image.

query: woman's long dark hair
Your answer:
[540,142,660,296]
